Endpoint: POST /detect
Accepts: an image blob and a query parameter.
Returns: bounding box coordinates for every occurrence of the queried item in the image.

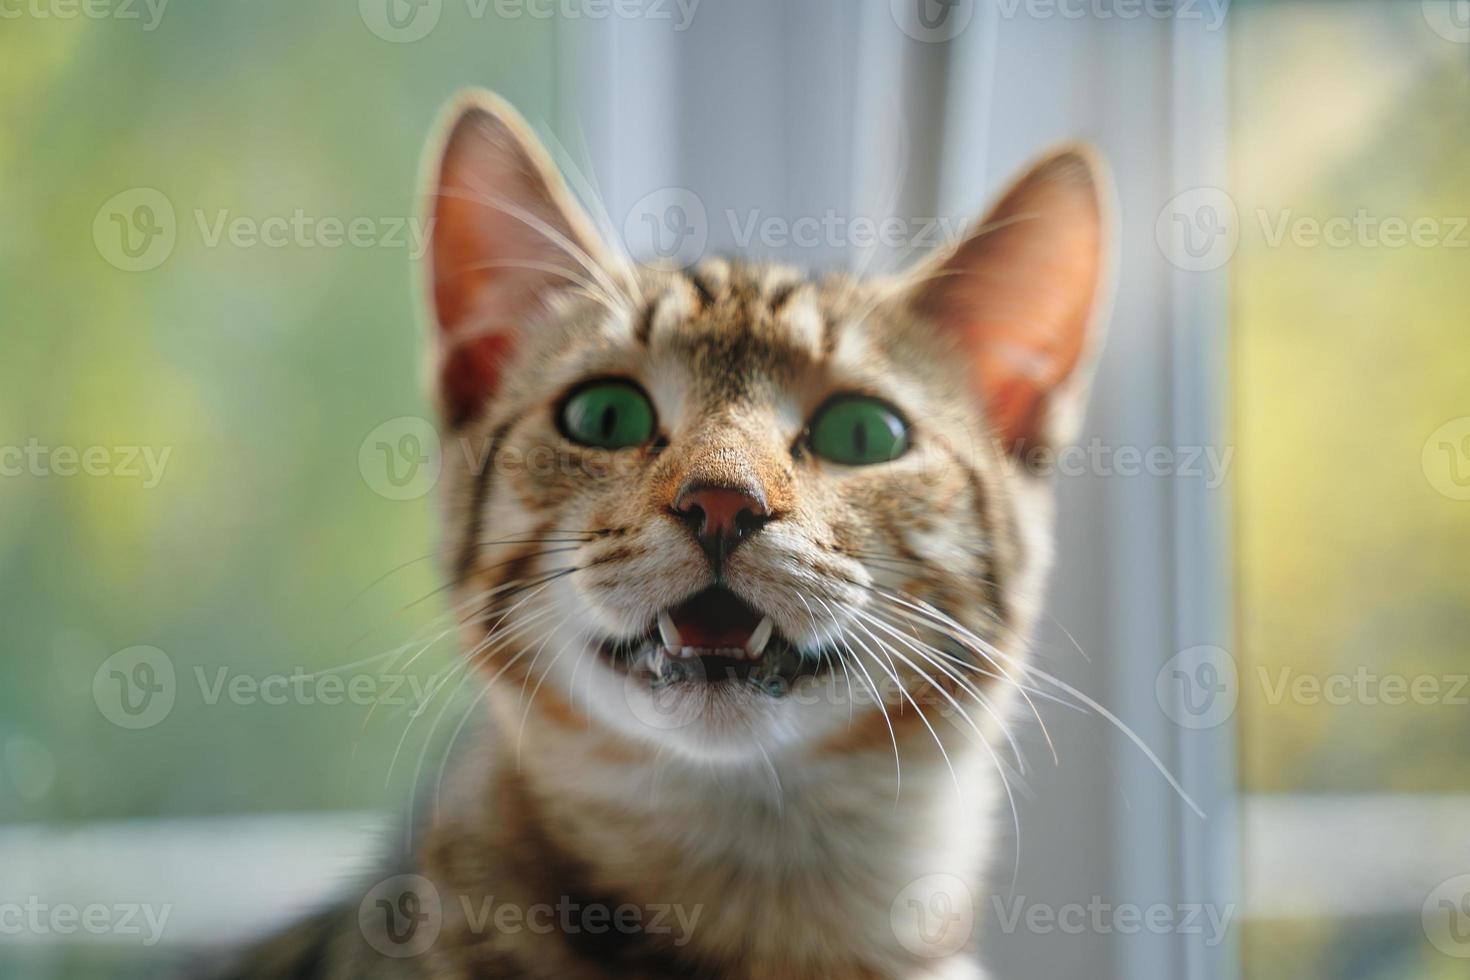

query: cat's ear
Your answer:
[904,146,1110,459]
[424,91,618,427]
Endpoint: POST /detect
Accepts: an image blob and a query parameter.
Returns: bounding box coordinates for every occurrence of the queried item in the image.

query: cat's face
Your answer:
[424,92,1106,766]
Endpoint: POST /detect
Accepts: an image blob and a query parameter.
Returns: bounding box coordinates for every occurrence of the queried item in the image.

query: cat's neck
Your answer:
[422,698,995,979]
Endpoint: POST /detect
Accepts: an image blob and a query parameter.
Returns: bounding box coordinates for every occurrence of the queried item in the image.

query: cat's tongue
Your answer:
[661,586,770,655]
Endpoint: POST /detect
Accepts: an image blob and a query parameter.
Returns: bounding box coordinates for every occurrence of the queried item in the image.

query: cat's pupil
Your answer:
[852,420,868,456]
[600,404,617,438]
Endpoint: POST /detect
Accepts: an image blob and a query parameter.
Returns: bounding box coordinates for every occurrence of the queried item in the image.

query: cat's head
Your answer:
[422,91,1108,766]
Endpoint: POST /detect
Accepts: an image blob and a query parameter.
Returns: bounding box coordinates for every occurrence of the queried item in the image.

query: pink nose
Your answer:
[673,483,772,566]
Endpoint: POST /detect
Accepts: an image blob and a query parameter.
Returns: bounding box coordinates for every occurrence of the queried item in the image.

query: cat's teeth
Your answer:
[657,611,682,651]
[647,644,667,676]
[746,616,774,658]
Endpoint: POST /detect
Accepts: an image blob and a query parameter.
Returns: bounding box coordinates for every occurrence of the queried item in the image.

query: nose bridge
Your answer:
[682,434,763,499]
[675,412,782,504]
[667,413,788,570]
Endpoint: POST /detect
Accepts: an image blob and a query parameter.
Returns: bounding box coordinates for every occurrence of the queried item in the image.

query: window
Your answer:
[1232,3,1470,977]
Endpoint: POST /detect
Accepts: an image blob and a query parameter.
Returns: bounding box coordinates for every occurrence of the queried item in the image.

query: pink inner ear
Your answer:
[426,101,613,429]
[430,186,522,427]
[919,158,1103,456]
[440,332,515,429]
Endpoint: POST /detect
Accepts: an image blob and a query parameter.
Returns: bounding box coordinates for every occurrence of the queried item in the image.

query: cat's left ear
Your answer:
[424,91,620,428]
[902,146,1111,459]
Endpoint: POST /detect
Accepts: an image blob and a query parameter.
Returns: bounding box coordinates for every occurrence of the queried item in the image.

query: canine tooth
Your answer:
[647,644,667,676]
[657,611,682,650]
[746,617,774,658]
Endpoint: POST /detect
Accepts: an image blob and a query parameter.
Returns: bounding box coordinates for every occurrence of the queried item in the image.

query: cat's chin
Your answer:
[600,661,853,766]
[592,638,840,763]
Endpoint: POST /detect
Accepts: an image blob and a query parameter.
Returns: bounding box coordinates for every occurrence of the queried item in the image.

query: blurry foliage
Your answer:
[1234,1,1470,796]
[0,3,564,823]
[1233,3,1470,979]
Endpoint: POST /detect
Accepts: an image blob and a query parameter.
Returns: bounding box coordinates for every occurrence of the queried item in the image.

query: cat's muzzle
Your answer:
[601,585,825,696]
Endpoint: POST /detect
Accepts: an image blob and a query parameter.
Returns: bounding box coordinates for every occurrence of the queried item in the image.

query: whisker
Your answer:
[813,594,903,804]
[871,588,1206,820]
[433,186,631,317]
[843,611,963,803]
[855,605,1026,774]
[846,579,1060,766]
[795,590,855,726]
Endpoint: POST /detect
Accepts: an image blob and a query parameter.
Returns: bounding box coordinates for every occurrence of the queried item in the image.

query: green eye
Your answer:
[808,396,909,465]
[560,381,656,449]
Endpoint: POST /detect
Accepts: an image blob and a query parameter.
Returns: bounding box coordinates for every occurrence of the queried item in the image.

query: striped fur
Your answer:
[219,92,1108,980]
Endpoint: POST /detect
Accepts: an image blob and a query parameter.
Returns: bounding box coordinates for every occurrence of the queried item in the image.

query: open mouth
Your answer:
[601,585,825,694]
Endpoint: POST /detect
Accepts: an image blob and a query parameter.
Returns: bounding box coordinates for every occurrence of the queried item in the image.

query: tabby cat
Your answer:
[221,90,1109,980]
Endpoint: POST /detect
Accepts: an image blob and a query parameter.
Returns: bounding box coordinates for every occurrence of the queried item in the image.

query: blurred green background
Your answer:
[0,3,569,828]
[1233,3,1470,979]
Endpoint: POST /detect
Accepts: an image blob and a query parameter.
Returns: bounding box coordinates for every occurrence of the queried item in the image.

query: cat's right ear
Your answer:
[899,147,1111,461]
[424,91,617,428]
